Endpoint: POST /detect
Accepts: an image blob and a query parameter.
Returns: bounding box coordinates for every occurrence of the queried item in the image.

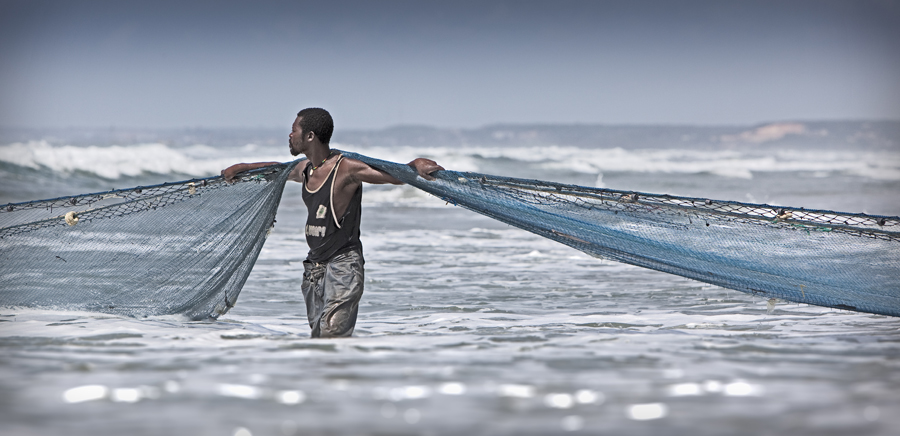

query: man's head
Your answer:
[296,108,334,145]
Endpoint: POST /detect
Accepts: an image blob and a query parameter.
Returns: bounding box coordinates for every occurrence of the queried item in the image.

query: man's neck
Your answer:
[305,145,332,165]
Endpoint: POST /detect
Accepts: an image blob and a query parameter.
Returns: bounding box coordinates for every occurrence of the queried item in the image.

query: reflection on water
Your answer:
[1,206,899,435]
[628,403,668,421]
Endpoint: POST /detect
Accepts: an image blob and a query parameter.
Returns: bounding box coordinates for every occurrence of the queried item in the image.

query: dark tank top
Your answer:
[301,155,363,263]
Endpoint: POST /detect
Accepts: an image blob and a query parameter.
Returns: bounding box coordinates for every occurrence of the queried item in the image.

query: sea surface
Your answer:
[1,123,899,435]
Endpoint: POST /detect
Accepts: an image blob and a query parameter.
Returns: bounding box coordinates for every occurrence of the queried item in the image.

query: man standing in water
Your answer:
[222,108,443,338]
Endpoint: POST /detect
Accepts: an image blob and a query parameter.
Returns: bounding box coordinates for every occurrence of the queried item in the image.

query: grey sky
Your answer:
[1,0,898,129]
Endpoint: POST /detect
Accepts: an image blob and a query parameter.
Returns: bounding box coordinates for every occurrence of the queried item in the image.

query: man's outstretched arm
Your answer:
[221,162,304,183]
[346,158,444,185]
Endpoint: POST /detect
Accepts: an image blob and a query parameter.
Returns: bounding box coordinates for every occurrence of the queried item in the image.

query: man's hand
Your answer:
[221,165,242,184]
[407,158,444,181]
[221,162,280,184]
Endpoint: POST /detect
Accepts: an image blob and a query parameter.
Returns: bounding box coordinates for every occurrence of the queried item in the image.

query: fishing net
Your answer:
[0,161,298,320]
[2,151,897,319]
[345,152,900,318]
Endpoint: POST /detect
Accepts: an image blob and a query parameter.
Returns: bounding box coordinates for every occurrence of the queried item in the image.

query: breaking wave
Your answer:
[0,141,283,179]
[1,141,898,182]
[353,144,900,181]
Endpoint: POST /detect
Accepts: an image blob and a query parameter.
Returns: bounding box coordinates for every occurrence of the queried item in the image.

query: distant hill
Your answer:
[1,120,897,150]
[336,120,900,150]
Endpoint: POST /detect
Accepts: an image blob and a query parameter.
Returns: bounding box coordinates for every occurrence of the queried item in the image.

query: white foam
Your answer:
[347,144,900,180]
[3,140,898,181]
[360,185,447,207]
[0,141,283,179]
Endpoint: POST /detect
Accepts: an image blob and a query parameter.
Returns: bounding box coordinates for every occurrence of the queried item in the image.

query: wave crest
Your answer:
[0,141,283,179]
[350,144,900,181]
[2,141,898,181]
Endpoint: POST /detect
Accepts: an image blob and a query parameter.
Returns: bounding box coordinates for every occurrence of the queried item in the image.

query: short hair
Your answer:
[297,108,334,145]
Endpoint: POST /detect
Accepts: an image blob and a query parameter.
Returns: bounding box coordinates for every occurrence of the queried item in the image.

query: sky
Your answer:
[1,0,899,130]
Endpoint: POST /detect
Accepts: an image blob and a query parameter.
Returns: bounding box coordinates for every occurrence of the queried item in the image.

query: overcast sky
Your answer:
[1,0,898,129]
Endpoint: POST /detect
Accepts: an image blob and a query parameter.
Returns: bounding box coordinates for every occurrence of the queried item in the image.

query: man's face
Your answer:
[288,116,304,156]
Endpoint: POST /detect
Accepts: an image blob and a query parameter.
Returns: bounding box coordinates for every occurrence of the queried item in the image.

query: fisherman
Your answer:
[222,108,443,338]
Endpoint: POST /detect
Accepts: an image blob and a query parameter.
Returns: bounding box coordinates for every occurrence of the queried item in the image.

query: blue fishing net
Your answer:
[0,162,298,320]
[1,152,897,319]
[345,152,900,318]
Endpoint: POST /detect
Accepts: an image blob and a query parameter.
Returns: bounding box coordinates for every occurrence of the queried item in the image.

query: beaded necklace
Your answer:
[308,151,336,177]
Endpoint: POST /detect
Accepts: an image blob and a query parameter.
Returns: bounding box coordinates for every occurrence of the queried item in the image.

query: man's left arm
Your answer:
[347,158,444,185]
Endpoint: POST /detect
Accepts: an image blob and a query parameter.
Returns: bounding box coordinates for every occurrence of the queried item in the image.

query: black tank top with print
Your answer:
[301,155,363,263]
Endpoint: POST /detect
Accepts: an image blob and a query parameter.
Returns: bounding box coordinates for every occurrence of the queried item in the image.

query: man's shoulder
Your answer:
[335,155,389,186]
[338,156,371,173]
[288,160,309,183]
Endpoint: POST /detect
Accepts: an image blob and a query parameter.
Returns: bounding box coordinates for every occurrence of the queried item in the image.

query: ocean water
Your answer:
[1,124,899,435]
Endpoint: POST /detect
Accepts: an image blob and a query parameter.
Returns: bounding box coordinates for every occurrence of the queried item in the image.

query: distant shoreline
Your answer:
[1,120,897,150]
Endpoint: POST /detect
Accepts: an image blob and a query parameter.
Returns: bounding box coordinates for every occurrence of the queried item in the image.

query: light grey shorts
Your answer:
[301,249,365,338]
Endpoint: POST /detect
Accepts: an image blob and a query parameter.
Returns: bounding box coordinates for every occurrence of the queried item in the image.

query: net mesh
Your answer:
[345,152,900,317]
[0,161,298,320]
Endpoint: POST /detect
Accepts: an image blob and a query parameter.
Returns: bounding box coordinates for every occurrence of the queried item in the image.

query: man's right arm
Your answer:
[221,162,305,184]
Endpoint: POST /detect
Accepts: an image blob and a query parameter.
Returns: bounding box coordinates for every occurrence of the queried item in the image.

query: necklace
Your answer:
[309,151,335,176]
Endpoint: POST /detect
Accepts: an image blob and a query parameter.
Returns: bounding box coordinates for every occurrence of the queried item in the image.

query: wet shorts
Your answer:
[301,249,365,338]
